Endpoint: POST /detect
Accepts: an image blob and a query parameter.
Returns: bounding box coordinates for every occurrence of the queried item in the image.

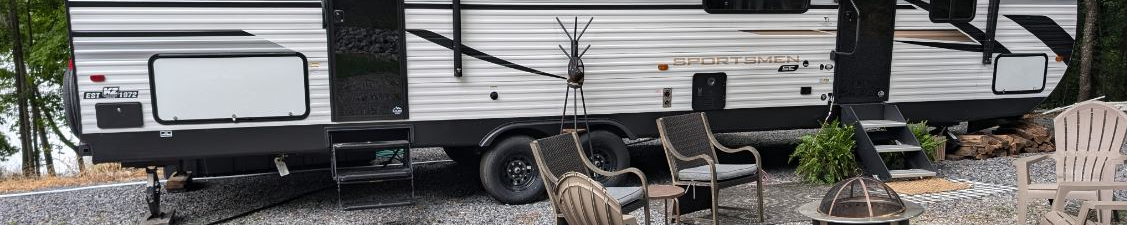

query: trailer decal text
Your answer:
[84,87,139,99]
[672,55,802,66]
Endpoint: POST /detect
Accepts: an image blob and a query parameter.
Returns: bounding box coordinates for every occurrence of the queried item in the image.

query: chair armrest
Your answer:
[710,137,764,173]
[1050,182,1127,212]
[716,145,765,173]
[663,145,717,183]
[1077,201,1127,224]
[588,166,648,191]
[666,146,716,167]
[1057,182,1127,192]
[585,164,652,221]
[1083,201,1127,211]
[1014,154,1051,187]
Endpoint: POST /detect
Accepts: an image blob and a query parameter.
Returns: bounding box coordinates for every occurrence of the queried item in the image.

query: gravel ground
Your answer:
[2,124,1125,225]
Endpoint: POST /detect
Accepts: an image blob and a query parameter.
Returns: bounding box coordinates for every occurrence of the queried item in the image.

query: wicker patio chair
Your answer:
[556,172,640,225]
[1040,182,1127,225]
[530,132,651,225]
[656,112,765,224]
[1016,101,1127,224]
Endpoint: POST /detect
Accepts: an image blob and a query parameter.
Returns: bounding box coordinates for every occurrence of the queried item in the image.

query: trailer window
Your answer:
[704,0,811,14]
[930,0,977,23]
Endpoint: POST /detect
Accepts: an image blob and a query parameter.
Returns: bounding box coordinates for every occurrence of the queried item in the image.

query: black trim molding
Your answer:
[82,97,1047,164]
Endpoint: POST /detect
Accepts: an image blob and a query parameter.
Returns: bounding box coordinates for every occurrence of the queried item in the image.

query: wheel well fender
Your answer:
[479,119,635,148]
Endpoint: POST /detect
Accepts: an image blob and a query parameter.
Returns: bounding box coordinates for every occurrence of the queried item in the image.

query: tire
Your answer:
[579,130,631,187]
[479,135,545,204]
[442,146,480,167]
[61,68,81,136]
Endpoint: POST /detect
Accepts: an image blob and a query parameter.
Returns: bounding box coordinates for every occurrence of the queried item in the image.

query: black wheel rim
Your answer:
[589,152,612,172]
[501,155,535,191]
[587,140,618,181]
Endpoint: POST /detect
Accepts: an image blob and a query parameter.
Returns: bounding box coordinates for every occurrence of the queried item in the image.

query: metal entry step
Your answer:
[842,103,937,181]
[859,120,907,128]
[335,166,413,183]
[331,140,415,210]
[874,144,922,153]
[889,169,938,179]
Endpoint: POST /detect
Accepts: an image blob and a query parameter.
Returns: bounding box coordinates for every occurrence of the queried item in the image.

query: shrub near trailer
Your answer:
[791,120,858,184]
[908,121,944,161]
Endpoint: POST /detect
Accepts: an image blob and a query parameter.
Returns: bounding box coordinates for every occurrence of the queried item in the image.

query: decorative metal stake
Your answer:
[556,16,597,158]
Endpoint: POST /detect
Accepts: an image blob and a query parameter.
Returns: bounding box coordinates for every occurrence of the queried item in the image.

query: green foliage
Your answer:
[908,121,943,161]
[790,120,857,184]
[0,0,74,162]
[883,121,943,169]
[1043,0,1127,108]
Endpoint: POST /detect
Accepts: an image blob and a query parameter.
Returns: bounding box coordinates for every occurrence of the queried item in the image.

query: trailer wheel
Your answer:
[61,68,81,136]
[580,130,631,187]
[480,135,544,204]
[442,147,480,167]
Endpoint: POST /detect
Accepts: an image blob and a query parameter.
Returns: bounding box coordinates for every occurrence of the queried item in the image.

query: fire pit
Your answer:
[797,177,924,225]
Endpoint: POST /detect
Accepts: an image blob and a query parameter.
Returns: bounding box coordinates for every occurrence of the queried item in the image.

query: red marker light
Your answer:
[68,58,74,70]
[90,74,106,82]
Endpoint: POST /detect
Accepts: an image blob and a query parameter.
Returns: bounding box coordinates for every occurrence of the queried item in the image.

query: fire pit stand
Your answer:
[797,201,924,225]
[796,176,925,225]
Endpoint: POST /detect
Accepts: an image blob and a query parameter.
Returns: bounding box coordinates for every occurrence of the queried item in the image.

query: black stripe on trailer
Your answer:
[1005,15,1075,63]
[404,4,702,10]
[71,30,254,38]
[68,1,321,8]
[407,29,565,80]
[402,4,917,10]
[896,40,989,52]
[900,0,1013,54]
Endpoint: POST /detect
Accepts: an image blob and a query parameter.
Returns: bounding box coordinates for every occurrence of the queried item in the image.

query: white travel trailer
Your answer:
[64,0,1076,209]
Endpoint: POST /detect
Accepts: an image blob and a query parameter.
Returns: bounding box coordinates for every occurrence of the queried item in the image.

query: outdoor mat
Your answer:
[897,178,1016,204]
[673,182,831,224]
[886,177,971,195]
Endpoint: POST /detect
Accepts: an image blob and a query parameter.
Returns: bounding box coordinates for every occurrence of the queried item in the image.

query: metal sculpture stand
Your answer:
[555,15,615,186]
[556,17,595,153]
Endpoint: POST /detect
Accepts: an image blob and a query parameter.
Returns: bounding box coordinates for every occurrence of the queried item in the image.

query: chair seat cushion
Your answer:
[678,164,757,181]
[606,186,644,204]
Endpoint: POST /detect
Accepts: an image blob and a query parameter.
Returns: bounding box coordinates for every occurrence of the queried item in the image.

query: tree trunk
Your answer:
[39,102,84,173]
[1076,0,1098,101]
[32,91,56,177]
[29,124,39,173]
[7,0,36,177]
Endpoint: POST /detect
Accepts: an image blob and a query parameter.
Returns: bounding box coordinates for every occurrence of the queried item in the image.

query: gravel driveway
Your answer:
[2,127,1124,225]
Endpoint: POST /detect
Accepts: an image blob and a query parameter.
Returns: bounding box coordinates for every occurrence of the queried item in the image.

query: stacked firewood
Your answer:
[948,121,1055,160]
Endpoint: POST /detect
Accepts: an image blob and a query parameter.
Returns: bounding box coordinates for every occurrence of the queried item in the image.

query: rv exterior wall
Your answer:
[65,0,1076,162]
